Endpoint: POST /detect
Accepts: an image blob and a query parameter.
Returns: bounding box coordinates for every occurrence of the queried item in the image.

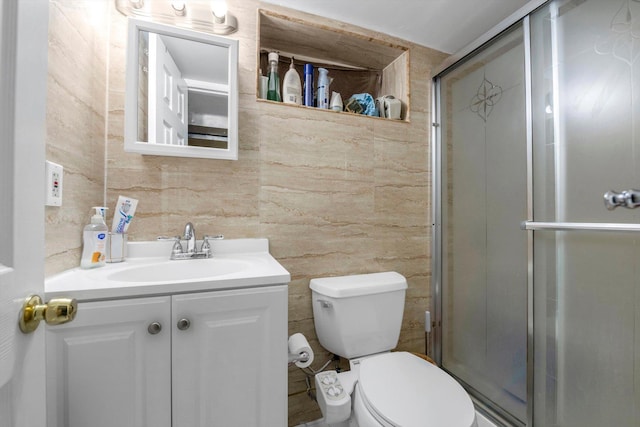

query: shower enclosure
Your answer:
[433,0,640,426]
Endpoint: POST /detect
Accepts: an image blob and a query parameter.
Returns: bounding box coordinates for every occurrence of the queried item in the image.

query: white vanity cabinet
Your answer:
[46,285,288,427]
[171,285,288,427]
[46,296,172,427]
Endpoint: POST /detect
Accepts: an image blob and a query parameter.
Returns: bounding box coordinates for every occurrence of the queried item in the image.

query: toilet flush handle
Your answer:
[317,299,333,309]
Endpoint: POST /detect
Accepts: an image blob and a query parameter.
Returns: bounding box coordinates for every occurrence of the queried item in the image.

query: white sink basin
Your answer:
[45,238,291,301]
[106,258,251,283]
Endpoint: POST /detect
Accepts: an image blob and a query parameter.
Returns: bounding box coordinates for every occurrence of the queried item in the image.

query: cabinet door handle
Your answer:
[177,318,191,331]
[147,322,162,335]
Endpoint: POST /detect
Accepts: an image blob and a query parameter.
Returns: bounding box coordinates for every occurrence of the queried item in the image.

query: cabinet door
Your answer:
[172,285,288,427]
[46,296,172,427]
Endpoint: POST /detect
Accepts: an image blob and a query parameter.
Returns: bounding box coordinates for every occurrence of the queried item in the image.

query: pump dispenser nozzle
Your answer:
[92,207,108,223]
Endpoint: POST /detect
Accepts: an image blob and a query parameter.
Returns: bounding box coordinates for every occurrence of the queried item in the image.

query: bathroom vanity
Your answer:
[45,239,289,427]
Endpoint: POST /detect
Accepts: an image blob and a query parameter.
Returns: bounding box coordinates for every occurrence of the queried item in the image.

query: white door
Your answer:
[0,0,49,425]
[148,33,188,146]
[529,1,640,425]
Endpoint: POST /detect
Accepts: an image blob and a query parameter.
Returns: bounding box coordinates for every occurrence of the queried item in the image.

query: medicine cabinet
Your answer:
[257,9,410,122]
[125,19,239,160]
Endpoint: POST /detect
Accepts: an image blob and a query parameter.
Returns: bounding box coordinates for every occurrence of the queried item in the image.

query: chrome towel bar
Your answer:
[521,221,640,232]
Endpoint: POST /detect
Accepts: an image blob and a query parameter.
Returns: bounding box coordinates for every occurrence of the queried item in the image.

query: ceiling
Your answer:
[261,0,532,54]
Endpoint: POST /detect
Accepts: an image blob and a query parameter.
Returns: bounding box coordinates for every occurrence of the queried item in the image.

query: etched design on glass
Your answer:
[595,0,640,65]
[470,75,503,122]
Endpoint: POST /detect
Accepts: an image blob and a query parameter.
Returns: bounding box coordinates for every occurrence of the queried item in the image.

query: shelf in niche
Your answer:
[257,8,411,122]
[256,98,410,124]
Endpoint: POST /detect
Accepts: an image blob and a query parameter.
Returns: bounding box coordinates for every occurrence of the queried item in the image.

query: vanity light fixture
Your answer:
[115,0,238,35]
[171,1,186,16]
[211,0,238,35]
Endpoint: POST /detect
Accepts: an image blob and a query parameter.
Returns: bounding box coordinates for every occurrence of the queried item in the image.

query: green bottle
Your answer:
[267,52,281,102]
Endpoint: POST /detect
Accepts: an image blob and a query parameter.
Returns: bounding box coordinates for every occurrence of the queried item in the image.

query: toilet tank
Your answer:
[309,272,408,359]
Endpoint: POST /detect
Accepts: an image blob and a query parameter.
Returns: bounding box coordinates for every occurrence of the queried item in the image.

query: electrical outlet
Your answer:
[45,160,63,206]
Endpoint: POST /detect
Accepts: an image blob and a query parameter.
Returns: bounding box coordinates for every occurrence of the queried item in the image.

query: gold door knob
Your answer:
[19,295,77,334]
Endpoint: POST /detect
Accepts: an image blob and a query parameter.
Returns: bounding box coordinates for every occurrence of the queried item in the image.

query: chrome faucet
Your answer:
[157,223,224,260]
[183,222,197,253]
[158,223,223,260]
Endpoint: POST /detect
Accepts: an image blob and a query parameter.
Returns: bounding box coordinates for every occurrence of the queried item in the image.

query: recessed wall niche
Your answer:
[257,9,411,121]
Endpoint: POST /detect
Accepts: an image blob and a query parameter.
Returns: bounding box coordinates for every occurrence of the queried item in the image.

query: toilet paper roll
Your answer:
[288,333,314,368]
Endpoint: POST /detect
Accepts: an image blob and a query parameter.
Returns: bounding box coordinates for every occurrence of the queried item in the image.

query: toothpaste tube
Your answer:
[112,196,138,234]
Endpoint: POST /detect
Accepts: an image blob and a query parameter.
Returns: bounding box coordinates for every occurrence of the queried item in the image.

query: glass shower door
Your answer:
[437,24,528,424]
[530,0,640,425]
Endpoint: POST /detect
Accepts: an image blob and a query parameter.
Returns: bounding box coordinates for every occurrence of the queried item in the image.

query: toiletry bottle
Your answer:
[317,68,330,109]
[330,91,343,112]
[266,52,281,102]
[282,58,302,105]
[303,64,314,107]
[80,207,108,269]
[258,68,268,99]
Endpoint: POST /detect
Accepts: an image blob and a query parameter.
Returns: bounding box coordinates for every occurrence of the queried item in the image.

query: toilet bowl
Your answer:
[309,272,477,427]
[352,352,476,427]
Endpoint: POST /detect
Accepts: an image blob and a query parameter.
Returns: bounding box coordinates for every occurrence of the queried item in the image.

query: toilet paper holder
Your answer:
[288,351,310,366]
[288,333,314,368]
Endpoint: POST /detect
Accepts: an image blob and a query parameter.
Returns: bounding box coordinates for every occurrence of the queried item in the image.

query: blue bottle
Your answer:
[303,64,314,107]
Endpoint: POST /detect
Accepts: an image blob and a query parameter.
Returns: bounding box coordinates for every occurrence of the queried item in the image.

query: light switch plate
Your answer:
[45,160,63,206]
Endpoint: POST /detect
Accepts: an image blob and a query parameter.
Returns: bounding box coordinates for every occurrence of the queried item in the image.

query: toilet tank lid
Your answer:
[309,272,407,298]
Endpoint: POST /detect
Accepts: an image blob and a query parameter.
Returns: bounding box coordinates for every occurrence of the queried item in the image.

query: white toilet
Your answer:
[309,271,477,427]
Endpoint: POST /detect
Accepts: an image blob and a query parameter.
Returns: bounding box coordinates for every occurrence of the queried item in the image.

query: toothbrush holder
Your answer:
[106,232,128,263]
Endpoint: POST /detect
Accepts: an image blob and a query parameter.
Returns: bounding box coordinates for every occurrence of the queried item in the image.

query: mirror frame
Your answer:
[125,18,239,160]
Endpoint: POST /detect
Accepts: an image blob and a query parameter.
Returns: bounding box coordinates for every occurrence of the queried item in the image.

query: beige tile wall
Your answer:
[45,0,109,276]
[46,1,448,425]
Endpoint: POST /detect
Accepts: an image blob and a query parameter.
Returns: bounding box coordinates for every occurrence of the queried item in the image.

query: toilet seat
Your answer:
[357,352,476,427]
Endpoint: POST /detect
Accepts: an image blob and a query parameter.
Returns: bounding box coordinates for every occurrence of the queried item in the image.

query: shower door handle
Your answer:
[604,189,640,210]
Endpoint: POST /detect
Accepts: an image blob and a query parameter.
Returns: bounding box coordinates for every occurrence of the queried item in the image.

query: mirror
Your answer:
[125,19,239,160]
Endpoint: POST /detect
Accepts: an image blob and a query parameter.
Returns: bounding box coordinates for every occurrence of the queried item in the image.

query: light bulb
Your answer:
[171,1,186,15]
[211,0,227,21]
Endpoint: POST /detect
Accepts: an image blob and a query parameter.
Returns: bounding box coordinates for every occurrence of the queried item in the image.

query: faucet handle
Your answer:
[201,240,211,258]
[201,235,224,258]
[157,236,184,258]
[171,240,184,257]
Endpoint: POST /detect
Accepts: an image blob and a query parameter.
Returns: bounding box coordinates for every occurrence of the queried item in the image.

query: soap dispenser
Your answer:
[80,207,108,269]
